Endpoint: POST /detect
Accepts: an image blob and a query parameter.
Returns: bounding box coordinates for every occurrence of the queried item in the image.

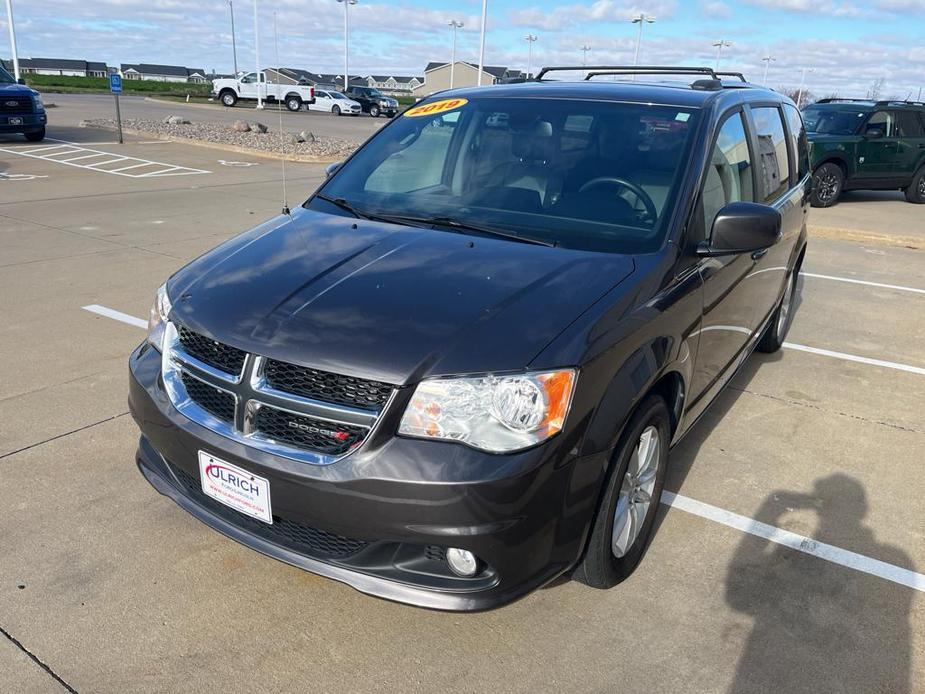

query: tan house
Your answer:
[412,62,523,98]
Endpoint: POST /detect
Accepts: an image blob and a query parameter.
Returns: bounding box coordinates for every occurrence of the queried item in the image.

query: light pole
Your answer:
[448,19,463,88]
[337,0,358,93]
[477,0,488,86]
[713,40,731,70]
[581,44,591,67]
[228,0,238,76]
[253,0,262,108]
[4,0,19,81]
[524,34,537,78]
[797,66,814,108]
[761,54,775,85]
[630,14,655,68]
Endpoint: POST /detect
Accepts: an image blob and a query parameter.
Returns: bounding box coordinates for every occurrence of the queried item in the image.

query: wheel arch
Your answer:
[284,92,302,102]
[813,154,849,178]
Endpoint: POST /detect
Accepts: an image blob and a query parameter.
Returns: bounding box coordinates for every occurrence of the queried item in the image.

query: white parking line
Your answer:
[83,303,925,593]
[801,272,925,295]
[783,342,925,376]
[0,139,210,178]
[81,305,148,329]
[662,492,925,592]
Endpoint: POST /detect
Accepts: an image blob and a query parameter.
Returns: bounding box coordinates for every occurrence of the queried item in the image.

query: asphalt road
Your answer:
[0,121,923,693]
[45,92,387,143]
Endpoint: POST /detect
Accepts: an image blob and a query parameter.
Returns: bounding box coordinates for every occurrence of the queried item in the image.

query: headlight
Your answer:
[33,93,44,110]
[398,369,576,453]
[146,282,172,351]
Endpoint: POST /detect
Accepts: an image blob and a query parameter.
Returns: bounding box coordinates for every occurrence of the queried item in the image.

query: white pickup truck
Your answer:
[212,72,315,111]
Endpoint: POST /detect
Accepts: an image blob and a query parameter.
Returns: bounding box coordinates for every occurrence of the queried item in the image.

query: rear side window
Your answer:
[895,111,925,138]
[783,104,810,180]
[751,107,790,203]
[701,112,754,235]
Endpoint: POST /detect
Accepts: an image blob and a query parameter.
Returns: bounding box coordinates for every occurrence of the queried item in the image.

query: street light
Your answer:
[448,19,463,88]
[228,0,238,76]
[253,0,262,108]
[337,0,358,93]
[581,44,591,67]
[4,0,20,81]
[524,34,537,78]
[713,39,732,70]
[761,55,776,85]
[630,14,655,68]
[477,0,488,86]
[797,66,814,109]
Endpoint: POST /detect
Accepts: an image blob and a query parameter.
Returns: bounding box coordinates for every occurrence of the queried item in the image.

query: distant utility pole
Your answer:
[713,39,732,70]
[761,55,776,85]
[448,20,463,88]
[631,14,655,67]
[228,0,238,76]
[797,66,814,108]
[337,0,358,92]
[253,0,262,108]
[4,0,20,81]
[524,34,537,78]
[581,44,591,67]
[477,0,488,86]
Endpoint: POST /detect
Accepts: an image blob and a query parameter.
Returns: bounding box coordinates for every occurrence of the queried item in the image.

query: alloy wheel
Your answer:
[612,425,660,558]
[818,170,839,202]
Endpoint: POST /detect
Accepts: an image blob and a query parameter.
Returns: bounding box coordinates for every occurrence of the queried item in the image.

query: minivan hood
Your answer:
[168,208,634,385]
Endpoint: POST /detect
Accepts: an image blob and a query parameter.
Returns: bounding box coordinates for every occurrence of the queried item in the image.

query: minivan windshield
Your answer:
[802,106,868,135]
[311,96,700,253]
[0,66,14,84]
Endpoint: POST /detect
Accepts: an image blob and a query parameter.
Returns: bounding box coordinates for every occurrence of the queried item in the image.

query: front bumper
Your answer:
[129,342,607,611]
[0,112,46,133]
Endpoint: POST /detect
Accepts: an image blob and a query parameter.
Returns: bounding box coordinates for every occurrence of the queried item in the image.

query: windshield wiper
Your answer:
[313,193,376,220]
[373,213,557,248]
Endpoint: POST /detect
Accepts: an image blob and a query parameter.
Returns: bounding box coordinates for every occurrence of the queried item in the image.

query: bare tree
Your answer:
[866,77,885,100]
[779,86,816,105]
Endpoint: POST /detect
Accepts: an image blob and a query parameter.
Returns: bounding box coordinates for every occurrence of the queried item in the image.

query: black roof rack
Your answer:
[715,71,747,83]
[875,100,925,107]
[816,97,876,104]
[536,65,720,81]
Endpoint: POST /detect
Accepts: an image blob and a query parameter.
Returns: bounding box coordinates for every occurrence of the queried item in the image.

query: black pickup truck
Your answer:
[344,86,398,117]
[0,65,47,141]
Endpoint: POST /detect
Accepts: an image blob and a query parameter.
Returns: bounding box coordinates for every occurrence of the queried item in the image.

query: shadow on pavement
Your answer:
[725,475,913,693]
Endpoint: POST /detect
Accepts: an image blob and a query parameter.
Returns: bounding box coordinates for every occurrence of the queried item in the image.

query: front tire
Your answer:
[573,394,670,589]
[369,105,380,118]
[904,166,925,204]
[220,90,238,107]
[24,127,45,142]
[286,96,302,112]
[810,162,844,207]
[332,105,341,116]
[757,267,798,353]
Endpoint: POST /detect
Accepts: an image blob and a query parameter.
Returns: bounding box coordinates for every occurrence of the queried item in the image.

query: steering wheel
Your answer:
[578,177,658,224]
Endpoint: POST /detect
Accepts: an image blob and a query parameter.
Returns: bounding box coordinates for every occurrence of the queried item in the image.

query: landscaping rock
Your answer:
[251,121,269,134]
[232,120,251,132]
[298,130,316,143]
[163,115,190,125]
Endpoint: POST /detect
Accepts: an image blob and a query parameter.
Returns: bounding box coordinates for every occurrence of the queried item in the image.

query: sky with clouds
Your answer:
[3,0,924,97]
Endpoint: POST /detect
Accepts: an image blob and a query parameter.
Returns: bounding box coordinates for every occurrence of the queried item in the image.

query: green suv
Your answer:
[803,99,925,207]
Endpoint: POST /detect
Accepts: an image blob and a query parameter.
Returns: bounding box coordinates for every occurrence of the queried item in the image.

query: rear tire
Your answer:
[757,267,798,353]
[810,162,844,208]
[573,394,670,589]
[332,105,341,116]
[904,166,925,204]
[24,127,45,142]
[369,105,380,118]
[220,90,238,107]
[285,96,302,112]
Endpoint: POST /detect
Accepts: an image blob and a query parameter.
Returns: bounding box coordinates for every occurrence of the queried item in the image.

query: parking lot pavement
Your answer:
[1,126,923,692]
[810,190,925,246]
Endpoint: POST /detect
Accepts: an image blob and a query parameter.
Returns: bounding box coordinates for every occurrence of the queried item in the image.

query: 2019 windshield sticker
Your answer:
[404,98,469,118]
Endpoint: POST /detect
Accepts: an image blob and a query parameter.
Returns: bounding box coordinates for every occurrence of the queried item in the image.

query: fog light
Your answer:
[446,547,479,577]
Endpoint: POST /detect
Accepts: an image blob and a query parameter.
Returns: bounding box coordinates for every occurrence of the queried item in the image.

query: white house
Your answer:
[121,63,208,83]
[10,58,109,77]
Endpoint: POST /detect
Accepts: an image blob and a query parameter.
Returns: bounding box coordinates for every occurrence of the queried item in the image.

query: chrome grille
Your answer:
[162,321,396,465]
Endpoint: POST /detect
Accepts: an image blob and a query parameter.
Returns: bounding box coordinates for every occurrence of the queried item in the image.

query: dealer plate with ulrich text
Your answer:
[198,451,272,524]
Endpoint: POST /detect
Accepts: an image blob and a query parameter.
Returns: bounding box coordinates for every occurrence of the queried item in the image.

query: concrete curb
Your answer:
[80,122,342,164]
[807,225,923,249]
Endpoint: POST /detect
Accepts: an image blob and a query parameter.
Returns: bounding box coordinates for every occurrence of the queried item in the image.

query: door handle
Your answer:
[751,248,769,260]
[918,143,925,149]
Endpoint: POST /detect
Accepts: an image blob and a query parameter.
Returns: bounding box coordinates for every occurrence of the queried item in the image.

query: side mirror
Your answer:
[864,128,883,139]
[16,78,25,85]
[325,161,343,177]
[698,202,782,256]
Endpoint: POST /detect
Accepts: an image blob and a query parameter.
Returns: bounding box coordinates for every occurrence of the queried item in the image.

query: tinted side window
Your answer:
[895,111,925,138]
[783,104,810,180]
[751,107,790,202]
[702,112,754,236]
[866,111,896,137]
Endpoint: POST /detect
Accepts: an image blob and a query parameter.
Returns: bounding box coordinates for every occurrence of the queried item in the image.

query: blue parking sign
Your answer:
[109,74,123,94]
